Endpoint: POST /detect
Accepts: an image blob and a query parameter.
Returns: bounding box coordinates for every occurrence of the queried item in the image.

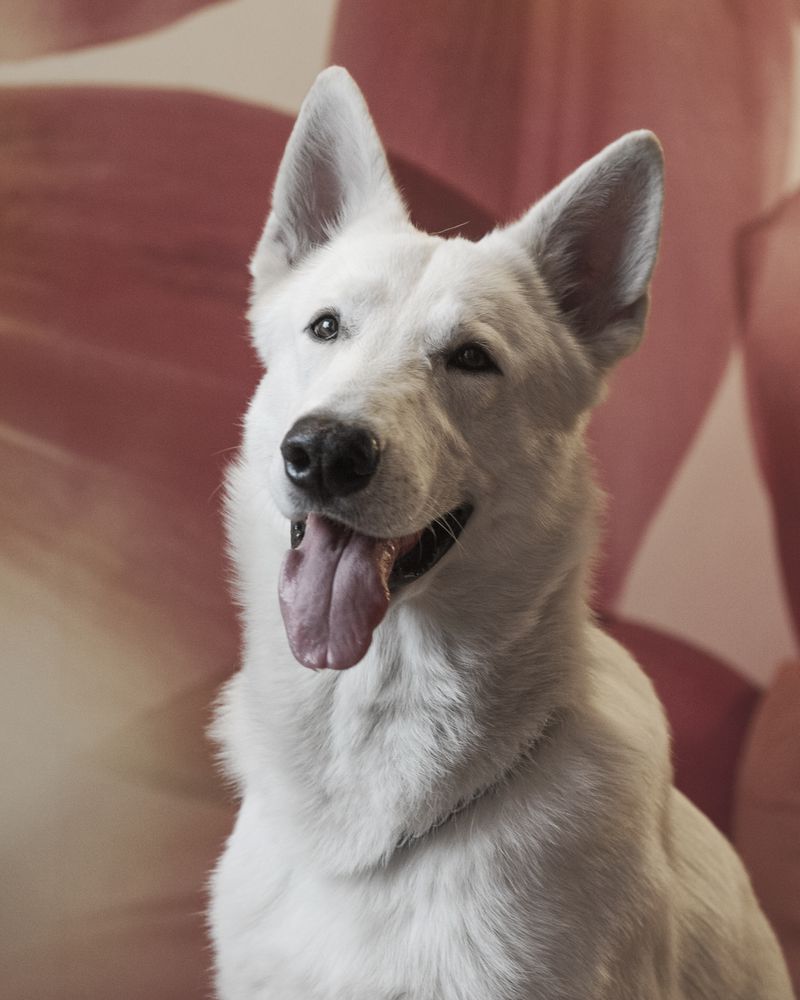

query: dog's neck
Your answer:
[394,703,561,852]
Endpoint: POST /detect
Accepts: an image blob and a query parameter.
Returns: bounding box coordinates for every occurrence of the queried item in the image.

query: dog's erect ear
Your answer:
[251,66,406,292]
[503,132,664,368]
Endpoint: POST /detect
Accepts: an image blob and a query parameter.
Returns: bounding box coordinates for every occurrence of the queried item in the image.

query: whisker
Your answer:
[207,480,226,505]
[433,515,459,545]
[432,220,471,237]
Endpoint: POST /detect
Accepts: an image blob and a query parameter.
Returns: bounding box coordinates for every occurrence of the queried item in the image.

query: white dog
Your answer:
[209,67,793,1000]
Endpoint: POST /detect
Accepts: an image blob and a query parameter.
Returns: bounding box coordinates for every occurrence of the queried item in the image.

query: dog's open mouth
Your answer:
[279,505,472,672]
[387,504,472,590]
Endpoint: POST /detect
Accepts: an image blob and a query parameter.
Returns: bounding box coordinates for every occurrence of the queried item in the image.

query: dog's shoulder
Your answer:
[558,624,674,830]
[583,624,670,759]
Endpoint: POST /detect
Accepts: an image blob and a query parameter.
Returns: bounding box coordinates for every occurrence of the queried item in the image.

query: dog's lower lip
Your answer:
[288,505,472,586]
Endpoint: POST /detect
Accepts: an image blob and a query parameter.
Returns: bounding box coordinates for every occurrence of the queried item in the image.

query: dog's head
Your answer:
[238,67,663,672]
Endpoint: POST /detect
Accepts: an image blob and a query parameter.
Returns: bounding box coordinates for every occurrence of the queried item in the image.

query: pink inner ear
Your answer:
[528,133,662,362]
[331,0,793,606]
[259,68,407,283]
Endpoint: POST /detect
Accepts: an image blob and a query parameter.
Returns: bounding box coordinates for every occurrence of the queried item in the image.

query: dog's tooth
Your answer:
[290,520,306,549]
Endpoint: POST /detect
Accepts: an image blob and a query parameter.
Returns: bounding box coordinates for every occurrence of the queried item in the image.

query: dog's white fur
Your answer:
[209,67,793,999]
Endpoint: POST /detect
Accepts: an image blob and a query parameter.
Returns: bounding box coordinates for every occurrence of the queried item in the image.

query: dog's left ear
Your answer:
[502,132,664,368]
[251,66,407,293]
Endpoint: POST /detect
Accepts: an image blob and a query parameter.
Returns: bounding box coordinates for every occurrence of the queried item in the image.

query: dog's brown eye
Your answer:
[447,343,500,374]
[309,313,339,341]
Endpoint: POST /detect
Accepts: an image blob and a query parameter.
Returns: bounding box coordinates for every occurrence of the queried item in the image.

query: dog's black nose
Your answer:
[280,416,380,499]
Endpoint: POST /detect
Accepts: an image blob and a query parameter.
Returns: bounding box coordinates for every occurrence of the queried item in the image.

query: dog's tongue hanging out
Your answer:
[279,514,414,670]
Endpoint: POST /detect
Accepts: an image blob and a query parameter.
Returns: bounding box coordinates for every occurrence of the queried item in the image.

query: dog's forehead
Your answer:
[315,227,530,342]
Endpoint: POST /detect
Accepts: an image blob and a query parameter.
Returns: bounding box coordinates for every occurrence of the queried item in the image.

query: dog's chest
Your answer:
[212,796,548,1000]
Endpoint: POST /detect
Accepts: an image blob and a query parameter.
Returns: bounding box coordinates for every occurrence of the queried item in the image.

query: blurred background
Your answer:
[1,1,799,997]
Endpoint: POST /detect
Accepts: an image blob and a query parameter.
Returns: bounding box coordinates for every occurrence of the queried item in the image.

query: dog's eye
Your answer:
[447,343,500,374]
[309,313,339,342]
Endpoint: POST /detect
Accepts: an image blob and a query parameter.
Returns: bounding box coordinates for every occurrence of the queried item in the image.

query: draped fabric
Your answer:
[740,191,800,643]
[1,2,798,997]
[0,86,264,1000]
[0,0,227,59]
[735,660,800,993]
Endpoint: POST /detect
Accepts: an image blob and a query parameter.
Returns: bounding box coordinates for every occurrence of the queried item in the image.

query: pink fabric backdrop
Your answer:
[740,191,800,642]
[2,2,798,997]
[0,0,226,59]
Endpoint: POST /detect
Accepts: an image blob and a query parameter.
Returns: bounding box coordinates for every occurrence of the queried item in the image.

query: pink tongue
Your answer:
[279,514,403,671]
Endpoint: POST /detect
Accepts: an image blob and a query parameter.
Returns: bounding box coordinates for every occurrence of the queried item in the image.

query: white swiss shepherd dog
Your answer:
[209,67,793,1000]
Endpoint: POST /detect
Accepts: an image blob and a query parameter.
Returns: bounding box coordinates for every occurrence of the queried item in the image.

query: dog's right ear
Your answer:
[251,66,407,293]
[498,132,664,370]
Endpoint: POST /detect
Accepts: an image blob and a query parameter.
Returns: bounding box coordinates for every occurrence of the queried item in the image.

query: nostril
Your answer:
[283,443,311,473]
[280,428,320,490]
[349,435,380,479]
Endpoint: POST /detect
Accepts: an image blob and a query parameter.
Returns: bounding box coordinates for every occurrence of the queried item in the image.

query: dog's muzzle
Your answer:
[277,414,472,673]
